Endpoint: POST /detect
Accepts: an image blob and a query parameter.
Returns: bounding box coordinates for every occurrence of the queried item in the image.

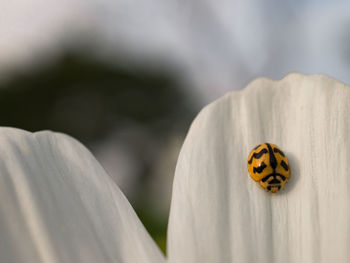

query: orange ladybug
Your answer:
[248,143,290,193]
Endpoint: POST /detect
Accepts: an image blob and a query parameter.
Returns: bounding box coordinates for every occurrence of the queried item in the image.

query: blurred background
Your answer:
[1,0,350,253]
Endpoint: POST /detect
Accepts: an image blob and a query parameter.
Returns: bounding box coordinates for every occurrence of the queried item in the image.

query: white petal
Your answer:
[167,74,350,263]
[0,128,164,263]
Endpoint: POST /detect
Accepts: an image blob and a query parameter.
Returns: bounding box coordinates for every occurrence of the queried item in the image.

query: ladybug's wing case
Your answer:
[270,144,291,179]
[247,144,270,182]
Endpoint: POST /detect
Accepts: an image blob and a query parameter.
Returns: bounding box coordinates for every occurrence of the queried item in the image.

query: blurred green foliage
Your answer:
[0,50,196,253]
[134,203,168,253]
[0,52,193,143]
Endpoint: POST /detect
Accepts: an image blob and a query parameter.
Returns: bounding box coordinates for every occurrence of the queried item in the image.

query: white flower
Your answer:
[1,73,349,262]
[0,128,164,263]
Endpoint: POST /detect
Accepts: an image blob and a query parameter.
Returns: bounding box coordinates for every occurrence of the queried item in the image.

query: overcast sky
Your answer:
[1,0,350,103]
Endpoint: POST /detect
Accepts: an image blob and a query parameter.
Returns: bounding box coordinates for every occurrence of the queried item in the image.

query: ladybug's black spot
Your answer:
[248,148,268,164]
[253,162,267,174]
[262,173,286,182]
[268,178,280,184]
[253,144,261,150]
[273,147,285,157]
[277,174,287,181]
[266,143,277,170]
[281,160,289,171]
[262,174,273,182]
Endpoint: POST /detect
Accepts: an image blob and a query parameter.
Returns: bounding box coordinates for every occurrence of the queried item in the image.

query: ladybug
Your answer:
[247,143,290,193]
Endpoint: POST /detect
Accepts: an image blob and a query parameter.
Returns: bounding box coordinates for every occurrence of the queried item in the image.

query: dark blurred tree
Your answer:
[0,50,196,253]
[0,51,193,142]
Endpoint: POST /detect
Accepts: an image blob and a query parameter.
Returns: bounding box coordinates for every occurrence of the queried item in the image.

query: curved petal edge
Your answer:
[167,73,350,263]
[0,127,165,263]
